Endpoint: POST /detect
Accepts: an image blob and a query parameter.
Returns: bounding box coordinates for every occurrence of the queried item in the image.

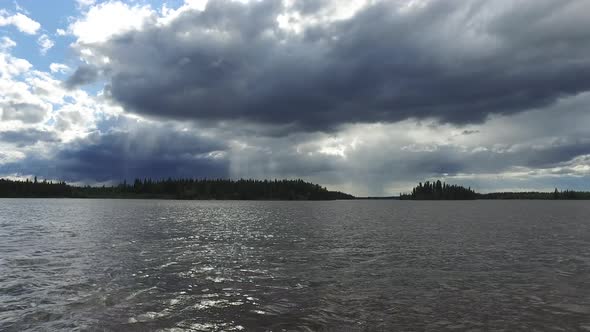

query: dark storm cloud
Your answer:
[0,120,229,182]
[382,138,590,179]
[64,64,100,89]
[441,143,590,175]
[519,139,590,169]
[72,0,590,131]
[0,129,59,147]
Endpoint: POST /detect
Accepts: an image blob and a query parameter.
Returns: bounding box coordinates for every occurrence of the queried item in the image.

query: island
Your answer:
[400,180,590,200]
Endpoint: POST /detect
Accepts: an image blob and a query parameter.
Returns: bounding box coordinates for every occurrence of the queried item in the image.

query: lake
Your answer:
[1,199,589,331]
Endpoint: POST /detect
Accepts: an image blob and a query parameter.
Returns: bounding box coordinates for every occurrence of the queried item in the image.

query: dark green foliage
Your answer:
[401,180,590,200]
[401,180,477,200]
[480,190,590,200]
[0,178,70,197]
[0,177,354,200]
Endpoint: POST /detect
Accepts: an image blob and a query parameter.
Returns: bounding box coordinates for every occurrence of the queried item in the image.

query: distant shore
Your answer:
[0,178,353,201]
[399,180,590,200]
[2,177,590,200]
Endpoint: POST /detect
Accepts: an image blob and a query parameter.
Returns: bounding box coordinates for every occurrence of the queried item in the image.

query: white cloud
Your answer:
[56,28,66,36]
[0,45,102,143]
[49,63,70,74]
[76,0,96,7]
[0,51,51,124]
[69,1,154,44]
[0,51,32,77]
[158,0,208,25]
[0,10,41,35]
[0,37,17,50]
[278,0,373,34]
[37,34,55,55]
[0,149,26,164]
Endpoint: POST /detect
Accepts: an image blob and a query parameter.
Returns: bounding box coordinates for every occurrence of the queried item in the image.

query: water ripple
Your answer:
[1,199,589,331]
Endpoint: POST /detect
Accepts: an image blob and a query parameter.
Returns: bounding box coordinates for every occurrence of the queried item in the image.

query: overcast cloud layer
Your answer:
[2,0,590,195]
[75,0,590,129]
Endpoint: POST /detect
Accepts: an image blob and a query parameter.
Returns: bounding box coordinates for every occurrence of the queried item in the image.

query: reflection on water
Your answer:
[1,199,590,331]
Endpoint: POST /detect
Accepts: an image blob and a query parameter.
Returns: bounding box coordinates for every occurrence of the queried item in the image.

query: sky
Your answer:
[1,0,590,196]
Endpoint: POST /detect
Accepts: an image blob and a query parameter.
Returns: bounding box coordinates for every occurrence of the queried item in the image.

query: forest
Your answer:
[480,190,590,200]
[401,180,590,200]
[400,180,478,200]
[3,177,590,200]
[0,177,354,200]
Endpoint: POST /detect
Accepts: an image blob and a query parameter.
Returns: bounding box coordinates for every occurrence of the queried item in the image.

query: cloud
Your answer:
[69,1,154,44]
[49,63,70,74]
[1,50,52,124]
[214,91,590,195]
[0,10,41,35]
[76,0,96,7]
[37,34,55,55]
[0,101,48,123]
[0,129,59,147]
[3,92,590,195]
[0,37,17,50]
[0,118,229,183]
[1,46,99,132]
[461,130,480,136]
[0,53,31,76]
[64,64,99,89]
[63,0,590,132]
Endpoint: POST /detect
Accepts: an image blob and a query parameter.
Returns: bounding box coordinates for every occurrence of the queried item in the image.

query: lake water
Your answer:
[1,199,589,331]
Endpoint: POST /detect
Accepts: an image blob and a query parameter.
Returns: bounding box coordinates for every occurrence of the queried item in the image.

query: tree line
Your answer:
[0,177,354,200]
[401,180,590,200]
[4,177,590,200]
[0,177,70,198]
[400,180,478,200]
[481,189,590,200]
